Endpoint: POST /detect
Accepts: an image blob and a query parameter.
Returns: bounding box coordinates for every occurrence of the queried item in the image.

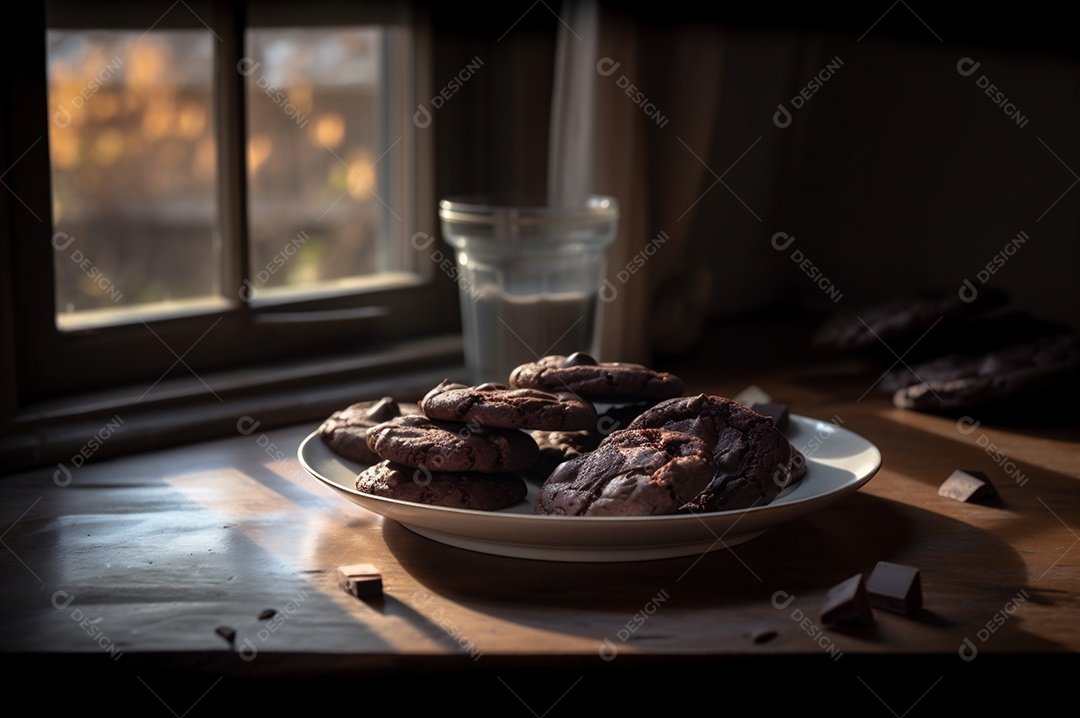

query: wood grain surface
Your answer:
[2,344,1077,710]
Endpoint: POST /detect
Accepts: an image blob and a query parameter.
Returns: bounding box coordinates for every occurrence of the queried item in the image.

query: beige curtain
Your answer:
[549,2,724,362]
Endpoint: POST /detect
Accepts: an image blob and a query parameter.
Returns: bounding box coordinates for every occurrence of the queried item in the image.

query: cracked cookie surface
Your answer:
[510,353,684,399]
[628,394,796,511]
[420,380,597,431]
[319,397,419,464]
[355,460,527,511]
[534,428,715,516]
[366,414,539,473]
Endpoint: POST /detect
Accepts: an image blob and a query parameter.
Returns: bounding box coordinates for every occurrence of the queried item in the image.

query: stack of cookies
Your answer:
[352,379,598,511]
[508,352,684,482]
[317,352,804,516]
[506,353,801,515]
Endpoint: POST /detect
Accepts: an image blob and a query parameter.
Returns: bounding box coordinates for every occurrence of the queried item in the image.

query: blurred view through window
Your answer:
[246,28,390,296]
[48,25,397,328]
[48,30,219,326]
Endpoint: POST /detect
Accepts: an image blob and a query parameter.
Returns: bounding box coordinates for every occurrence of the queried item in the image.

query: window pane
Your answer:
[47,29,220,327]
[245,27,395,298]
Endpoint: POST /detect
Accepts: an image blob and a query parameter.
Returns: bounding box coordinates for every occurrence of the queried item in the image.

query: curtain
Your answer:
[548,1,724,362]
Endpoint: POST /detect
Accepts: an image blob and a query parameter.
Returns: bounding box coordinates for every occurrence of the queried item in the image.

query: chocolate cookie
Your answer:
[355,460,528,511]
[891,333,1080,411]
[525,429,603,481]
[509,353,684,399]
[594,399,663,434]
[534,429,715,516]
[784,448,808,486]
[420,380,598,431]
[813,288,1008,353]
[366,415,540,473]
[628,394,797,511]
[319,398,418,464]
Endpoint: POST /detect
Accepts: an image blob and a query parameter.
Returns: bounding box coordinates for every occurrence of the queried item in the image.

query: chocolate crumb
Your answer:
[561,352,598,367]
[338,563,383,598]
[258,609,276,620]
[939,469,1000,504]
[751,628,778,644]
[215,626,236,645]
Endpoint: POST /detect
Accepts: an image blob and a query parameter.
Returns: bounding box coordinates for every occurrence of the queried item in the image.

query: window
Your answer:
[49,27,221,326]
[3,1,456,414]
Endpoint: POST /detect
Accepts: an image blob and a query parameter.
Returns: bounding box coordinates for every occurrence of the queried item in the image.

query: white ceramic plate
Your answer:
[299,415,881,562]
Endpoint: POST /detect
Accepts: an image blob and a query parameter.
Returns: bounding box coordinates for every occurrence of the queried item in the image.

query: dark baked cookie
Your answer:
[420,380,598,431]
[534,429,715,516]
[593,399,662,434]
[784,448,808,486]
[509,353,684,399]
[891,333,1080,411]
[813,288,1008,353]
[525,430,604,481]
[319,398,418,464]
[366,414,540,473]
[879,314,1072,395]
[628,394,797,511]
[879,354,973,396]
[355,460,527,511]
[748,402,805,486]
[750,401,789,431]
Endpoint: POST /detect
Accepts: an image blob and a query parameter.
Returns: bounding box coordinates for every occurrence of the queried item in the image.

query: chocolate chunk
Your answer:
[820,574,874,626]
[561,352,598,367]
[215,626,236,645]
[257,609,276,620]
[365,397,399,423]
[732,384,772,407]
[939,469,1000,504]
[751,628,778,644]
[750,401,789,431]
[867,561,922,615]
[337,564,383,598]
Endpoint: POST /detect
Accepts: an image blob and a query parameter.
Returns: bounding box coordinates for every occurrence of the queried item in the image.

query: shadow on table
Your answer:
[382,491,1062,653]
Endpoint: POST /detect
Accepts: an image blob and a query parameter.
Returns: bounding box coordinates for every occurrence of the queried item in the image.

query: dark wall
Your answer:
[430,2,1078,335]
[694,25,1078,330]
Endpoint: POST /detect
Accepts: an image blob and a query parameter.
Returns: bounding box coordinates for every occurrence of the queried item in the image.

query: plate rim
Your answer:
[297,414,882,524]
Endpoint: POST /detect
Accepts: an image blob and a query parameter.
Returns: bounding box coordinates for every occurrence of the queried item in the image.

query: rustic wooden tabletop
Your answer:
[2,336,1077,710]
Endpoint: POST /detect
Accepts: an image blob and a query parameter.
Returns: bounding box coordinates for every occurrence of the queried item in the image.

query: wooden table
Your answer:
[2,336,1078,710]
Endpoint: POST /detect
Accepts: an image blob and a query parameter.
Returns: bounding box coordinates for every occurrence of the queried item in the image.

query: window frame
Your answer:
[2,0,456,415]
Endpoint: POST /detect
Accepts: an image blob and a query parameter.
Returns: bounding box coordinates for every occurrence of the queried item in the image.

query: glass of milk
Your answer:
[438,195,619,384]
